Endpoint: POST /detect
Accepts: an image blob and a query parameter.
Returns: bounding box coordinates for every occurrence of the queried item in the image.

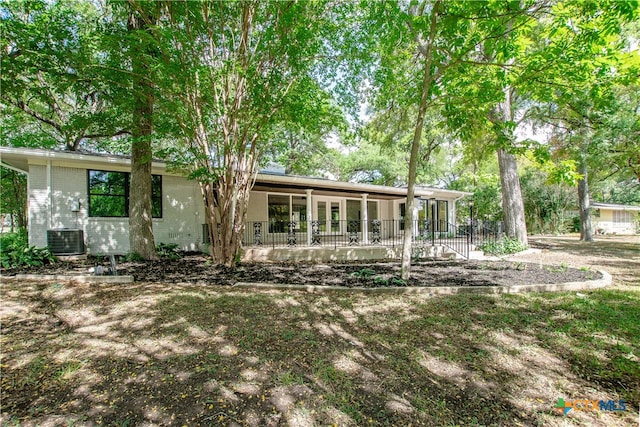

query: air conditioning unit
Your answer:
[47,229,85,255]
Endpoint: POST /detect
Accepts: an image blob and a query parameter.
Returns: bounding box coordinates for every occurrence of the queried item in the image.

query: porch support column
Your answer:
[361,193,368,244]
[306,189,313,245]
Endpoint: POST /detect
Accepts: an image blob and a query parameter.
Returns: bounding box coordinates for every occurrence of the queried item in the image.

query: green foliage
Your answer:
[478,237,528,256]
[349,268,376,279]
[0,167,28,230]
[267,78,348,176]
[336,141,408,186]
[450,160,503,222]
[1,0,127,151]
[0,229,57,268]
[545,262,569,273]
[570,216,581,233]
[520,167,576,234]
[373,275,407,287]
[124,252,145,262]
[155,243,181,260]
[593,178,640,206]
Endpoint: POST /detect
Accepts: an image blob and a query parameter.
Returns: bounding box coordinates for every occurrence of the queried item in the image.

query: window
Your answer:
[88,170,162,218]
[268,194,310,232]
[613,210,632,224]
[151,175,162,218]
[367,201,378,232]
[437,200,448,231]
[317,201,327,232]
[331,202,340,232]
[268,194,290,232]
[292,196,307,232]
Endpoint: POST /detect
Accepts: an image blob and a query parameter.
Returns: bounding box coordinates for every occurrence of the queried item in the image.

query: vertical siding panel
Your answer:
[28,165,48,247]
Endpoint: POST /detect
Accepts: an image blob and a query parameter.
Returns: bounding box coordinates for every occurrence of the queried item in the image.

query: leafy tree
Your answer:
[450,161,503,223]
[121,0,159,260]
[354,1,538,278]
[527,1,637,241]
[1,0,161,259]
[520,166,576,234]
[336,140,408,186]
[1,0,127,150]
[442,0,637,244]
[0,167,28,231]
[593,178,640,205]
[154,1,337,266]
[266,78,347,176]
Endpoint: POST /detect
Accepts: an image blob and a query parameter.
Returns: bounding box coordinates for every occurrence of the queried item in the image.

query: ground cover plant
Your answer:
[477,237,529,256]
[1,235,638,426]
[0,230,56,269]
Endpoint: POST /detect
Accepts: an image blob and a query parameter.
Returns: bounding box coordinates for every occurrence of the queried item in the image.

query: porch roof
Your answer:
[254,171,470,200]
[592,202,640,212]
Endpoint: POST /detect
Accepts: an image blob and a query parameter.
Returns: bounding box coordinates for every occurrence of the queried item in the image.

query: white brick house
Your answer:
[1,147,469,256]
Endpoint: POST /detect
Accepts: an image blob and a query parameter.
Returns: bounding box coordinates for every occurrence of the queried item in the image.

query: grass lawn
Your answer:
[1,278,638,426]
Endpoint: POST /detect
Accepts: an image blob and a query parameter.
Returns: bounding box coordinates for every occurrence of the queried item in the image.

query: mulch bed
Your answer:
[1,252,601,287]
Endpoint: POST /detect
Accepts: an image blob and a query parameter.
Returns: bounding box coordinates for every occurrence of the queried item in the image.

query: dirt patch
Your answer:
[2,254,601,287]
[512,234,639,288]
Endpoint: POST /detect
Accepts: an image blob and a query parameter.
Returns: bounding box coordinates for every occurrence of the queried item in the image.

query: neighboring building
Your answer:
[0,147,470,256]
[591,202,640,235]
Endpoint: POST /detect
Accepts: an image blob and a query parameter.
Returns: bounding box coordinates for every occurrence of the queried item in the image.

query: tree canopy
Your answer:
[2,0,638,264]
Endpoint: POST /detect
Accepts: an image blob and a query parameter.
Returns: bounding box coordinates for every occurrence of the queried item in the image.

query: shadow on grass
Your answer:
[1,280,638,426]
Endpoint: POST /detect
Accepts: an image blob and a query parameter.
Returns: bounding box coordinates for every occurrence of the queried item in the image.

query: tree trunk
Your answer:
[201,164,255,267]
[400,0,441,280]
[127,8,157,260]
[497,148,528,245]
[578,157,593,241]
[13,170,27,229]
[493,83,527,246]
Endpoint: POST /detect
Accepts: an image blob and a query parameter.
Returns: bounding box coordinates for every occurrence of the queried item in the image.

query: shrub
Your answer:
[478,237,528,256]
[350,268,376,279]
[0,229,57,268]
[124,252,145,262]
[156,243,182,260]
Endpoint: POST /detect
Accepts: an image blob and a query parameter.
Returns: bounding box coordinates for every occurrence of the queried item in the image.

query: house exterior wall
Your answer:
[151,174,205,252]
[27,164,49,247]
[593,209,638,235]
[30,165,206,254]
[247,191,268,222]
[23,158,465,253]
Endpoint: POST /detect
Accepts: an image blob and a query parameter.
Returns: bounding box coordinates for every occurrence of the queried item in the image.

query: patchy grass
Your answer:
[1,279,638,426]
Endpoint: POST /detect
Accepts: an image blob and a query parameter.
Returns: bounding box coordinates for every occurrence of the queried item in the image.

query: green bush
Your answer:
[124,251,145,262]
[570,216,580,233]
[350,268,376,279]
[478,237,528,256]
[156,243,182,260]
[0,229,57,268]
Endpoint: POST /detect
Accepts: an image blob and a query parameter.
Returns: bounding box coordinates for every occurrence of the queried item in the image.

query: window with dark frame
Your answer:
[88,170,162,218]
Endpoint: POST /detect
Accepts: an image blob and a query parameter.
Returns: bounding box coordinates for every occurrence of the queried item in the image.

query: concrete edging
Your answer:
[11,274,134,284]
[5,269,612,294]
[232,270,612,295]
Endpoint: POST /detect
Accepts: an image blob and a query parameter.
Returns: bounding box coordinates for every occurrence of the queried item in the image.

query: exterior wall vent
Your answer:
[47,229,85,255]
